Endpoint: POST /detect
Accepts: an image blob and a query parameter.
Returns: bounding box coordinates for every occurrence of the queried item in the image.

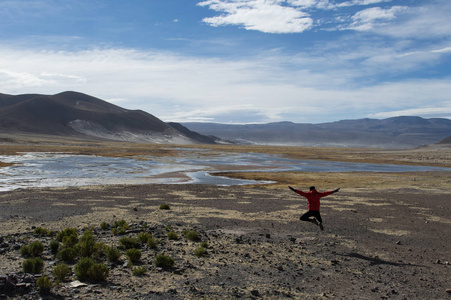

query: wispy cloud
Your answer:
[344,6,407,31]
[1,46,450,123]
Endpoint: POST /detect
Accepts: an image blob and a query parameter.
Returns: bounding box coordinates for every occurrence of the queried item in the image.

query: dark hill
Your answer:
[0,91,215,144]
[183,117,451,149]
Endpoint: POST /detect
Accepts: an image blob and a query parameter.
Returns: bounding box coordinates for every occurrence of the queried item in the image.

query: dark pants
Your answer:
[300,210,322,223]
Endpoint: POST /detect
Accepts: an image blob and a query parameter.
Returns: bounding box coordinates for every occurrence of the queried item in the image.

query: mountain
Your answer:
[0,91,216,144]
[183,117,451,149]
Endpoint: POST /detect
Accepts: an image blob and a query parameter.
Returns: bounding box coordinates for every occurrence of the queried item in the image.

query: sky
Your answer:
[1,0,451,124]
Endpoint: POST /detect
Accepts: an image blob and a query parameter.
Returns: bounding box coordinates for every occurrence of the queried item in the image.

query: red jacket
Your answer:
[295,189,333,211]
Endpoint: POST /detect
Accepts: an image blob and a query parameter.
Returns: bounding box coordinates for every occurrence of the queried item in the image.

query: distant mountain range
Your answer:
[1,91,450,148]
[183,117,451,149]
[0,91,216,144]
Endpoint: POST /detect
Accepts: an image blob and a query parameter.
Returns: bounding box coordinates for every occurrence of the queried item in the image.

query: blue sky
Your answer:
[1,0,450,124]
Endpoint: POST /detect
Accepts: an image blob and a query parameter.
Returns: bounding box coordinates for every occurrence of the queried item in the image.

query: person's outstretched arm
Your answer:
[332,188,340,193]
[289,186,296,192]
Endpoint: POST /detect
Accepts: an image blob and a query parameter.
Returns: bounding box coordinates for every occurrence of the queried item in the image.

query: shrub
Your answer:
[74,257,94,282]
[29,241,44,257]
[147,237,159,249]
[112,220,130,234]
[87,263,109,283]
[74,257,109,283]
[112,228,119,235]
[33,227,48,236]
[106,246,121,263]
[23,257,44,274]
[36,276,53,294]
[159,203,170,210]
[50,240,59,254]
[132,266,147,276]
[77,230,96,258]
[20,241,44,257]
[154,254,174,268]
[119,237,140,249]
[126,249,141,263]
[138,232,151,244]
[183,230,201,242]
[57,228,79,247]
[200,241,209,248]
[20,245,29,257]
[167,231,179,240]
[194,247,206,257]
[52,263,71,283]
[57,247,78,262]
[100,222,109,230]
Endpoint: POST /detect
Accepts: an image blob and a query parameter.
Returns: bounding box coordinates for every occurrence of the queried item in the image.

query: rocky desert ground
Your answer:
[0,135,450,299]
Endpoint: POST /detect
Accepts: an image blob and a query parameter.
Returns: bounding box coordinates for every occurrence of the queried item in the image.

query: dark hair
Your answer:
[309,186,316,191]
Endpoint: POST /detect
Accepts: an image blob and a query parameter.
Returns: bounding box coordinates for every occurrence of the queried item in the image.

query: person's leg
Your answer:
[311,211,324,230]
[300,211,318,225]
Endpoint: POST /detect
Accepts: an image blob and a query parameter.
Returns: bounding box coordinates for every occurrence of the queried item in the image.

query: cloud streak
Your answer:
[1,45,450,124]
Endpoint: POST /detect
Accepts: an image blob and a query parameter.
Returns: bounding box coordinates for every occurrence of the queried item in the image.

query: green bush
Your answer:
[138,232,151,244]
[159,203,170,210]
[132,266,147,276]
[119,237,140,249]
[147,237,159,249]
[106,245,121,262]
[167,231,179,240]
[77,230,96,258]
[200,241,209,248]
[33,227,48,236]
[112,228,119,235]
[20,241,44,257]
[87,263,109,283]
[52,263,71,283]
[36,276,53,294]
[154,254,175,268]
[57,247,78,262]
[74,257,109,283]
[126,248,141,263]
[56,228,78,245]
[194,247,206,257]
[112,220,130,234]
[183,230,201,242]
[23,257,44,274]
[100,222,109,230]
[50,240,59,254]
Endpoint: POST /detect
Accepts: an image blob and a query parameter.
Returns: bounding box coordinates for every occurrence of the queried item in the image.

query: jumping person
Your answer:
[289,186,340,230]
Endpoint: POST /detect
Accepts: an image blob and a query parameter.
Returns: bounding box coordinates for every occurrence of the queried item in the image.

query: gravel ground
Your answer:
[0,183,450,299]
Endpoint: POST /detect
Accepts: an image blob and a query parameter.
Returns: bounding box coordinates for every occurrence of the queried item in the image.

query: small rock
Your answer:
[446,289,451,294]
[396,241,401,245]
[250,289,260,296]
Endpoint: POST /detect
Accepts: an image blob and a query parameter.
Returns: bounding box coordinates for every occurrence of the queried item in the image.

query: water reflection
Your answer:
[0,151,449,191]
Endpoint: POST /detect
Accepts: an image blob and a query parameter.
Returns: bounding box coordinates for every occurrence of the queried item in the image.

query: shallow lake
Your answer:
[0,151,449,191]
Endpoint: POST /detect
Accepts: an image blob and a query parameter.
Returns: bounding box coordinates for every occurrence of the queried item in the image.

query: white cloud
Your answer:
[346,6,407,31]
[198,0,313,33]
[371,0,451,39]
[1,46,450,123]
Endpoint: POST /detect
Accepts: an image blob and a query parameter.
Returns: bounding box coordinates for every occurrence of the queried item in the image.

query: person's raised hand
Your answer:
[289,186,296,192]
[333,188,340,193]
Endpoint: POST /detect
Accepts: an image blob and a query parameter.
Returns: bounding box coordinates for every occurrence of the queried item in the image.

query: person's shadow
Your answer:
[339,252,426,267]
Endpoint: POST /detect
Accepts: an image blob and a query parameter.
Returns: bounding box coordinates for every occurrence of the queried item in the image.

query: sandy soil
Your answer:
[1,136,450,299]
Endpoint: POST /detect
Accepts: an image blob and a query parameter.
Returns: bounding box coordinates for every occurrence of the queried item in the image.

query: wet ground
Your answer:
[1,150,449,191]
